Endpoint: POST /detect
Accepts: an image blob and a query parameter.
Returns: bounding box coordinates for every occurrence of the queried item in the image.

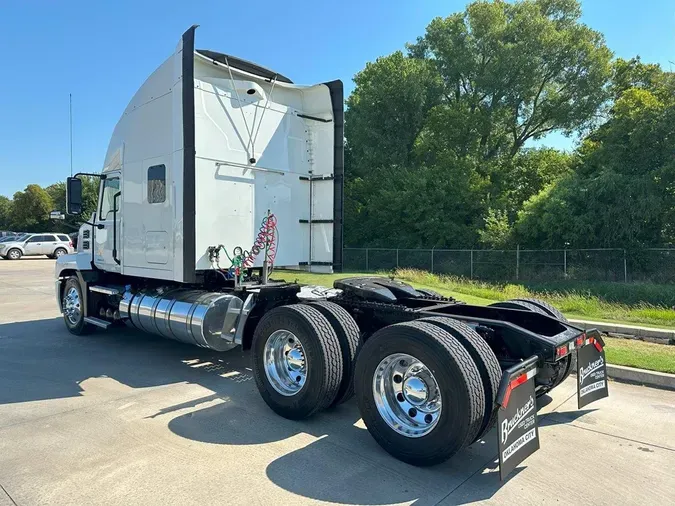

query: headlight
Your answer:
[0,244,6,251]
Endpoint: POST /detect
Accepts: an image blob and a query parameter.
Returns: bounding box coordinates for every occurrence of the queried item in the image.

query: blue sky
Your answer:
[0,0,672,197]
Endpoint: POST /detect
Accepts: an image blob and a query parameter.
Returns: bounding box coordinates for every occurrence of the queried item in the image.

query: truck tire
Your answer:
[512,298,575,385]
[420,317,501,443]
[306,301,361,406]
[489,299,546,314]
[354,321,485,466]
[251,304,343,420]
[513,298,567,322]
[62,276,94,335]
[489,299,573,392]
[6,248,22,260]
[416,288,443,299]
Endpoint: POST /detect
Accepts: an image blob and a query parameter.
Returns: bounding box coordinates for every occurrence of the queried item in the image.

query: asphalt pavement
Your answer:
[1,258,674,505]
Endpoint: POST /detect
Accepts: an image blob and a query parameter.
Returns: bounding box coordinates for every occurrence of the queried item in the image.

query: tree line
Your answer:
[0,178,99,233]
[344,0,675,250]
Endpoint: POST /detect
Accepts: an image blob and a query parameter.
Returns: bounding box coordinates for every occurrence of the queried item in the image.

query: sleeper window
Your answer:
[148,165,166,204]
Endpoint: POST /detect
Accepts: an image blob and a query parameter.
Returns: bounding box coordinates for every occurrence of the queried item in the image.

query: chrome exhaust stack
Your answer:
[119,289,245,351]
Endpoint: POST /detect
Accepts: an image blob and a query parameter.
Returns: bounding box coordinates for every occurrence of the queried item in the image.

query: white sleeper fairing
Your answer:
[98,26,343,283]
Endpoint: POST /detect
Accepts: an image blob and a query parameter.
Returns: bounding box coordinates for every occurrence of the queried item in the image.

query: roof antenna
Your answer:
[69,93,73,177]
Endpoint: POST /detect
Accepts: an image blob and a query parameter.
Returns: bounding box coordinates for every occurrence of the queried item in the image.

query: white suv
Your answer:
[0,233,75,260]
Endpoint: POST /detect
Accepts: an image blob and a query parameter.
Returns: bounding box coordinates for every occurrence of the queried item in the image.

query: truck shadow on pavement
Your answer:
[0,316,584,505]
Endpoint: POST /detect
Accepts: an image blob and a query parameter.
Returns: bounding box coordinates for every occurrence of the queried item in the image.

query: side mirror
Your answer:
[66,177,83,215]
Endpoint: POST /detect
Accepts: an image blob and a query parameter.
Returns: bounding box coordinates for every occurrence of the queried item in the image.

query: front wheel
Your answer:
[62,277,94,335]
[6,248,22,260]
[354,321,485,466]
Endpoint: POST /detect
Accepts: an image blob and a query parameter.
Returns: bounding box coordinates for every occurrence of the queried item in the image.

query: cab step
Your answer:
[89,285,121,296]
[83,316,112,329]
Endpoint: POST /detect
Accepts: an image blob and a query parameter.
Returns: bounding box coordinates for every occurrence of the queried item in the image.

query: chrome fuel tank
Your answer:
[119,289,243,351]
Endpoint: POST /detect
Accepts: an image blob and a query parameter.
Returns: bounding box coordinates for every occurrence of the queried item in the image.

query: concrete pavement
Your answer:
[1,257,674,505]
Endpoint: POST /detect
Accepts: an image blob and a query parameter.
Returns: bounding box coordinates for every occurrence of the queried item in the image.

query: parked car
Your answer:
[0,233,74,260]
[0,234,29,244]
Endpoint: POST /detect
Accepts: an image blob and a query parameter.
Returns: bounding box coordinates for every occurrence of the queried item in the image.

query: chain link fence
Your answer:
[343,247,675,283]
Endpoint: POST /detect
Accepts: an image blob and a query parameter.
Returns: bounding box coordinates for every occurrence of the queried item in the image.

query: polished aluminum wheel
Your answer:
[63,286,81,325]
[263,329,307,396]
[373,353,442,438]
[7,249,21,260]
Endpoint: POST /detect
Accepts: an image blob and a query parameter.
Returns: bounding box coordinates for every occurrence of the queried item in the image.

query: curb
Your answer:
[569,319,674,345]
[606,364,675,391]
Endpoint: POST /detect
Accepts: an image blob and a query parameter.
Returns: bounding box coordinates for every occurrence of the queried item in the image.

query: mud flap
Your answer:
[496,355,540,481]
[574,329,609,409]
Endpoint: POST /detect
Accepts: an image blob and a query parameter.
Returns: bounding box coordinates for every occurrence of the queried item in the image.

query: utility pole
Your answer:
[69,93,73,176]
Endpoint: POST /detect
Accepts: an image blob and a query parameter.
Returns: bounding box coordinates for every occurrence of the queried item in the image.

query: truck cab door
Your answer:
[94,172,122,272]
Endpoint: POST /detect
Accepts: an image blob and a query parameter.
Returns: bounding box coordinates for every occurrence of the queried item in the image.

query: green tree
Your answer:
[344,0,612,248]
[610,57,665,100]
[409,0,613,158]
[45,177,99,232]
[0,196,12,230]
[345,51,443,178]
[11,184,54,232]
[346,161,487,248]
[487,148,572,222]
[478,208,511,248]
[514,61,675,248]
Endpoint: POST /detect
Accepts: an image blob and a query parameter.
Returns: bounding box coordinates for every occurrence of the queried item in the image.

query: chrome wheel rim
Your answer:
[373,353,442,438]
[264,329,307,396]
[63,287,81,325]
[8,250,20,259]
[55,249,65,257]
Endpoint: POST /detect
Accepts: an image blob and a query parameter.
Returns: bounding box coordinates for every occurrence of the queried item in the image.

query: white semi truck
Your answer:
[56,26,609,478]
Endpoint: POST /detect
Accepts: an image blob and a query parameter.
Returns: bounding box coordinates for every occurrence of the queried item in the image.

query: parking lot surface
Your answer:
[1,258,674,505]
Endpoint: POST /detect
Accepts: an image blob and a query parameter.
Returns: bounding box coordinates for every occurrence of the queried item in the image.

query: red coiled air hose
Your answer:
[243,214,277,268]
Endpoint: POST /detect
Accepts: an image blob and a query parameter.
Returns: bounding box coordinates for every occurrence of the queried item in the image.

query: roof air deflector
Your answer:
[196,49,293,84]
